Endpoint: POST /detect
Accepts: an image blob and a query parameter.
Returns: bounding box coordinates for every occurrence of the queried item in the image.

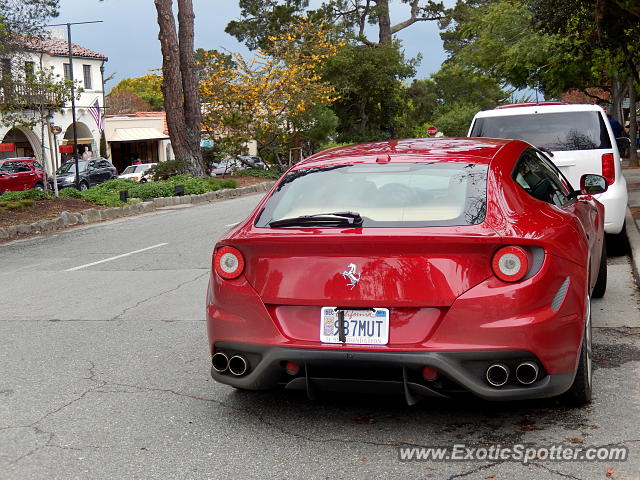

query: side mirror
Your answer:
[580,174,608,195]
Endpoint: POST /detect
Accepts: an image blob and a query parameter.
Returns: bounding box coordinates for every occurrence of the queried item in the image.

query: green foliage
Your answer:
[236,168,281,179]
[0,189,52,201]
[324,42,417,142]
[90,178,137,194]
[58,187,83,199]
[441,0,597,96]
[128,182,175,199]
[3,202,23,211]
[166,174,210,195]
[79,189,123,207]
[109,74,164,110]
[319,141,353,150]
[147,159,189,181]
[99,131,108,158]
[209,178,237,190]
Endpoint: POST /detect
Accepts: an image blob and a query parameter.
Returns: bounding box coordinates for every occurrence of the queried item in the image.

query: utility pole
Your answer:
[46,20,103,188]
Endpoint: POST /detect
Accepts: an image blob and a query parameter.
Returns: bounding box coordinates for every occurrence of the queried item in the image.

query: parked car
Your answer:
[468,102,628,247]
[206,137,606,406]
[0,157,47,194]
[118,163,156,183]
[212,155,267,176]
[53,158,117,191]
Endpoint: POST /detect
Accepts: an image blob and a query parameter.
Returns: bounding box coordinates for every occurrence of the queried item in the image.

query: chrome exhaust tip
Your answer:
[228,355,249,376]
[212,352,229,373]
[515,362,539,385]
[486,363,510,387]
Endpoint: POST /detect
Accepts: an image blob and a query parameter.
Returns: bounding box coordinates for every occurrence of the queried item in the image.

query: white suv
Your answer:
[468,103,628,241]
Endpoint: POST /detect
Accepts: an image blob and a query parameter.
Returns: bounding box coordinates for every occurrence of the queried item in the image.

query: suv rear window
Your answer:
[256,162,488,228]
[470,111,612,151]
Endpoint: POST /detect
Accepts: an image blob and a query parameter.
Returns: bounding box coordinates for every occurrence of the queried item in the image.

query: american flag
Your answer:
[88,98,104,132]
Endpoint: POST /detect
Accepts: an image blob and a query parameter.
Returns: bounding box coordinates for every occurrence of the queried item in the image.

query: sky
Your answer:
[56,0,449,91]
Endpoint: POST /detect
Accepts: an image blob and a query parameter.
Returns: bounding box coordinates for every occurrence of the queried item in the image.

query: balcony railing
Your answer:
[0,82,69,109]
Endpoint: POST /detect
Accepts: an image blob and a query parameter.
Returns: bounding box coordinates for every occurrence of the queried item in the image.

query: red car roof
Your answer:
[296,137,516,170]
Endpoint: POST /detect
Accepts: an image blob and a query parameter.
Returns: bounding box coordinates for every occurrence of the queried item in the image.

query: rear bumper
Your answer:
[211,342,576,403]
[596,176,628,234]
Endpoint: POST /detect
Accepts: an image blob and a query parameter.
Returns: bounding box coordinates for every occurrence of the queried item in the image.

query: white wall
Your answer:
[0,49,106,174]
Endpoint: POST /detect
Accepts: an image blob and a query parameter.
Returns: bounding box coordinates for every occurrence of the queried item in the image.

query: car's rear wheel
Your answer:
[562,295,592,406]
[33,182,44,191]
[592,244,607,299]
[79,181,89,191]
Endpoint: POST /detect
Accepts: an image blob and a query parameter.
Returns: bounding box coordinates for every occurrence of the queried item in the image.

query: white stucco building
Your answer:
[0,30,107,173]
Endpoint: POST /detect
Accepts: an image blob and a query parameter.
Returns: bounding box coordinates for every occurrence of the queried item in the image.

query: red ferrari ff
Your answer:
[206,138,607,406]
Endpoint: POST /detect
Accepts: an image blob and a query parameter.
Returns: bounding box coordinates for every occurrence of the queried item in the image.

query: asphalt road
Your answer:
[1,194,639,480]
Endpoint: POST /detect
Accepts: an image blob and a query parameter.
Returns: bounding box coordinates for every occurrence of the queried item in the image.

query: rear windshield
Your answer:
[470,111,612,151]
[256,162,488,228]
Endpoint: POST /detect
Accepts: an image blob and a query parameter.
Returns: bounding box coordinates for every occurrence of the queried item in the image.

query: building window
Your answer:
[83,64,92,89]
[24,61,35,78]
[63,63,71,80]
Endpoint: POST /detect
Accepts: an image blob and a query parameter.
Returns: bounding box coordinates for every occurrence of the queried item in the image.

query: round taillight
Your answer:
[492,246,529,282]
[214,246,245,279]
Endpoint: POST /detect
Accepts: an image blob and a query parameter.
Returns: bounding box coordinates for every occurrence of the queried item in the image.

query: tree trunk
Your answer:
[154,0,204,176]
[611,77,625,124]
[376,0,392,44]
[177,0,203,169]
[629,77,638,167]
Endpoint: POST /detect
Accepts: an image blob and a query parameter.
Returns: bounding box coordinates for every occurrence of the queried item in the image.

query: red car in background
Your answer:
[0,157,47,194]
[206,138,607,406]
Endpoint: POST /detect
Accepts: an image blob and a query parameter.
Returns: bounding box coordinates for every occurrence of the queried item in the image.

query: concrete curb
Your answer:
[625,207,640,287]
[0,181,274,242]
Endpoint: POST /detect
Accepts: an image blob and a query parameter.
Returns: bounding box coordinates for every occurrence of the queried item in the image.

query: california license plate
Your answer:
[320,307,389,345]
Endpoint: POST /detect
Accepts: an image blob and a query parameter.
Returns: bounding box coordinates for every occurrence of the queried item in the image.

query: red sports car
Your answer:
[206,138,607,405]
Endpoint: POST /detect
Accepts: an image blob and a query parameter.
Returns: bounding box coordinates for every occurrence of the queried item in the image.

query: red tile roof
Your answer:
[22,36,108,60]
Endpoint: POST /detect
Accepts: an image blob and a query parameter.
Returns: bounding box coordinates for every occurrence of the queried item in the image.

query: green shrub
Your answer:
[80,189,124,207]
[4,202,23,210]
[19,199,35,207]
[0,189,52,201]
[204,178,237,191]
[147,159,188,181]
[236,168,280,179]
[218,179,237,189]
[91,178,137,193]
[128,182,175,199]
[58,187,82,199]
[166,174,210,195]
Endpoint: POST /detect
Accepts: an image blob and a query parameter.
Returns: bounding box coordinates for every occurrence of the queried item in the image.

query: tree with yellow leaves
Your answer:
[198,17,343,167]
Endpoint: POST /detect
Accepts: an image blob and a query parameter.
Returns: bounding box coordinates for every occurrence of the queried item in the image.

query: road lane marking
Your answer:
[64,243,169,271]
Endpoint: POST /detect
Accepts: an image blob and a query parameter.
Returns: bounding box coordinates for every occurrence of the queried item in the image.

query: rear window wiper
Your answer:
[537,146,555,157]
[269,211,363,228]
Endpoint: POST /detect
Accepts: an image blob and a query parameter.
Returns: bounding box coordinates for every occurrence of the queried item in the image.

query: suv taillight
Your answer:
[601,153,615,186]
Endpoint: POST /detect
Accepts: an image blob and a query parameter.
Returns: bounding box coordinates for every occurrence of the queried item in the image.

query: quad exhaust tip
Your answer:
[515,361,539,385]
[212,352,229,373]
[486,363,510,387]
[228,355,249,376]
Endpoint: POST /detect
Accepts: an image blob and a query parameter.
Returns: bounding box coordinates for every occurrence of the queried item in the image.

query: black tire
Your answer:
[140,178,147,183]
[605,222,628,257]
[592,243,607,298]
[562,296,593,406]
[33,182,44,191]
[79,181,89,191]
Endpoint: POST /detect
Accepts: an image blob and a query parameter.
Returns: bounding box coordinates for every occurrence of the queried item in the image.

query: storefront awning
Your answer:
[109,128,169,142]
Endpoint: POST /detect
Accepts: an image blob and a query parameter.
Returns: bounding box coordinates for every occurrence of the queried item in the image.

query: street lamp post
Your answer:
[46,20,103,189]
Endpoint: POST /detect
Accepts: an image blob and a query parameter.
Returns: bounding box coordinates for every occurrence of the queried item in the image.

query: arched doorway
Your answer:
[62,122,95,162]
[1,127,39,160]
